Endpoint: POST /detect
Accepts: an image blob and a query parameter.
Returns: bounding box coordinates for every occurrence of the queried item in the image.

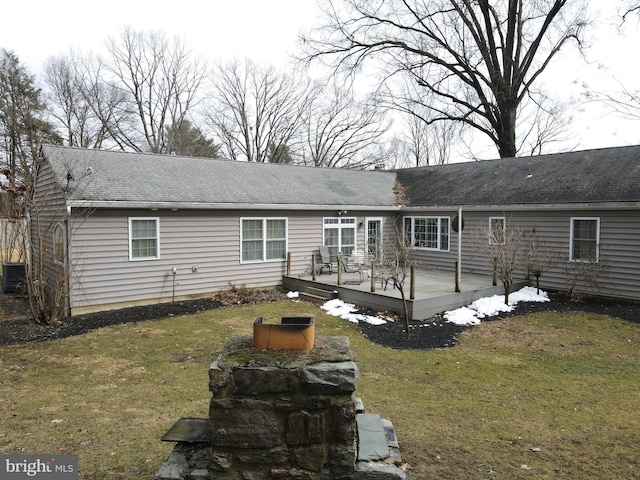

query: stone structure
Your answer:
[156,335,406,480]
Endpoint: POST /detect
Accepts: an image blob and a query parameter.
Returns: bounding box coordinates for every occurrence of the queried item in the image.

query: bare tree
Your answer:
[104,27,208,153]
[474,218,526,304]
[584,77,640,123]
[301,0,590,158]
[390,113,460,168]
[564,258,610,301]
[43,50,118,149]
[621,1,640,22]
[525,229,561,294]
[378,219,414,334]
[206,59,314,163]
[299,85,390,168]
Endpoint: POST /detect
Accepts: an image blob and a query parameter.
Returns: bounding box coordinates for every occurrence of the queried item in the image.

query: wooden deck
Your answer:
[283,269,527,321]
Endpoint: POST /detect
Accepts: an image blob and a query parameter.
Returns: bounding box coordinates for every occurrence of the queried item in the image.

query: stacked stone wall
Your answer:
[207,335,359,480]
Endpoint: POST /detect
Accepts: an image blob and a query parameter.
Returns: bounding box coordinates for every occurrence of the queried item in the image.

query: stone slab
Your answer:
[356,413,389,462]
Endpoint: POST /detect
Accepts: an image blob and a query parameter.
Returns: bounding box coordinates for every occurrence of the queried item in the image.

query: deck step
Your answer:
[307,286,337,298]
[298,292,329,304]
[299,286,337,304]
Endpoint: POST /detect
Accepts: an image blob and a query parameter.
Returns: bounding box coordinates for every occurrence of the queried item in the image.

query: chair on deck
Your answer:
[318,246,333,274]
[340,251,369,284]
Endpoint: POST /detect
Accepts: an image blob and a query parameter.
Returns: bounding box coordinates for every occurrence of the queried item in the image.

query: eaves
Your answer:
[67,200,403,212]
[400,201,640,212]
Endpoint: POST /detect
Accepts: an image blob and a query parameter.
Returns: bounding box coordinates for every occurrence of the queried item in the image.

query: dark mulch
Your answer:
[358,291,640,350]
[0,296,224,346]
[1,290,639,350]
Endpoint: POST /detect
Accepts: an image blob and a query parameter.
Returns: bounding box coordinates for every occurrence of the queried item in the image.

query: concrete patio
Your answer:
[283,268,527,321]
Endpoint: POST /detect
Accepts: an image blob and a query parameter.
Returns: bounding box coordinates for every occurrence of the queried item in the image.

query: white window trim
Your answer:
[240,217,288,264]
[365,217,384,262]
[489,216,506,245]
[570,217,600,263]
[404,216,450,252]
[128,217,160,261]
[322,217,357,257]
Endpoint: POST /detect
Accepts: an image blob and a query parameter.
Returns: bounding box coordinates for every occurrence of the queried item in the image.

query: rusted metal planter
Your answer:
[253,316,315,350]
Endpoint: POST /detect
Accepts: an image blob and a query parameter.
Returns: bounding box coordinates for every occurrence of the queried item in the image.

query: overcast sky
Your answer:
[1,0,639,157]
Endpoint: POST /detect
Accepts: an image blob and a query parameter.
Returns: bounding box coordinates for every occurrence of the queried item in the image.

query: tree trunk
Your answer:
[497,104,517,158]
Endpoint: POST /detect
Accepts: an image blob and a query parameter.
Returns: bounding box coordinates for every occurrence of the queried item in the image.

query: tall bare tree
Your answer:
[302,0,590,158]
[43,50,120,149]
[299,85,390,168]
[104,27,208,153]
[206,59,314,163]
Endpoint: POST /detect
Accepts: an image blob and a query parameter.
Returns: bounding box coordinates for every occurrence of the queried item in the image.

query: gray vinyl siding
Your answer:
[67,208,391,313]
[30,160,69,312]
[403,208,640,301]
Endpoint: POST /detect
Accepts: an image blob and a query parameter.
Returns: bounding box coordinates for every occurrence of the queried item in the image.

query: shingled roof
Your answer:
[41,144,640,211]
[395,145,640,208]
[41,145,399,210]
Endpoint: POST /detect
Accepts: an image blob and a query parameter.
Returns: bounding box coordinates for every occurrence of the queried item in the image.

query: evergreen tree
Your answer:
[165,119,220,158]
[0,49,61,214]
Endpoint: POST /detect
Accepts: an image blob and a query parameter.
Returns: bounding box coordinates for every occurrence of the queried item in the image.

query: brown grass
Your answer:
[1,302,639,479]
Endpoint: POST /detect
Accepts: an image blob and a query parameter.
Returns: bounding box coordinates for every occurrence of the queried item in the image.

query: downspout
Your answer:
[64,205,72,317]
[456,207,462,292]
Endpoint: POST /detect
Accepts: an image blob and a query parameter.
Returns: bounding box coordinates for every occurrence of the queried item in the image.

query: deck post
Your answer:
[370,261,376,292]
[410,265,415,300]
[456,207,462,292]
[287,252,291,276]
[311,254,316,281]
[337,256,343,285]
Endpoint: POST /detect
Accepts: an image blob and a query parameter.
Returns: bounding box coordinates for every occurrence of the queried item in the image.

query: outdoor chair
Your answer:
[375,266,394,290]
[317,246,333,274]
[339,252,369,284]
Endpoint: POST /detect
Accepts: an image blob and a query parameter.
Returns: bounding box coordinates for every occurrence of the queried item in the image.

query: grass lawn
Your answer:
[1,300,639,479]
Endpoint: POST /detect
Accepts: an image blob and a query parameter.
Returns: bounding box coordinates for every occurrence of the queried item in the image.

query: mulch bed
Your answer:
[358,292,640,350]
[1,290,639,350]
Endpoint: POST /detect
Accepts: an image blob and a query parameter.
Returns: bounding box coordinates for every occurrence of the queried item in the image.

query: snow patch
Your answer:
[320,298,388,325]
[444,286,549,326]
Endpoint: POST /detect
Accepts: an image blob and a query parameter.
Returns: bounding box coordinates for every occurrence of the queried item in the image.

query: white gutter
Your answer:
[401,202,640,211]
[67,200,403,212]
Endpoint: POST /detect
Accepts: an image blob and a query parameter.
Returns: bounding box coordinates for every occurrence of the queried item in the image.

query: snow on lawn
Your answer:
[288,286,550,326]
[320,298,389,325]
[444,286,550,326]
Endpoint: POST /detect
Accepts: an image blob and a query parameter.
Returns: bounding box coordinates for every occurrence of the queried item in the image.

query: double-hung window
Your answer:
[241,218,287,263]
[570,217,599,262]
[129,218,160,260]
[323,217,356,260]
[404,216,450,251]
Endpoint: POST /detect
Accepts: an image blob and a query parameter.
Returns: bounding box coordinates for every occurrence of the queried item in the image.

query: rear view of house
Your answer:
[31,144,640,317]
[32,145,399,315]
